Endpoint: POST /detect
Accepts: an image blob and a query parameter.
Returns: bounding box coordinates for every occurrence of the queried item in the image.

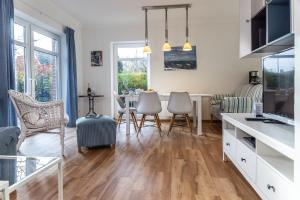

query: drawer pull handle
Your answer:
[226,143,230,146]
[241,158,246,163]
[267,184,275,192]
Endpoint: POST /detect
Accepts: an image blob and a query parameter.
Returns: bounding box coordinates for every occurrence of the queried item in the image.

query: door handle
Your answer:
[241,157,246,163]
[226,143,230,146]
[267,184,276,192]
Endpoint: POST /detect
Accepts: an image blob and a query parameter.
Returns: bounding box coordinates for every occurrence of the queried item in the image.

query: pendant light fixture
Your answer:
[142,4,192,53]
[143,9,152,54]
[183,6,192,51]
[162,8,172,51]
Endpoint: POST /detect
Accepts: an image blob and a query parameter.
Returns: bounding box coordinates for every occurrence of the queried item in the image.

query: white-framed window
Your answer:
[113,42,150,95]
[14,17,61,102]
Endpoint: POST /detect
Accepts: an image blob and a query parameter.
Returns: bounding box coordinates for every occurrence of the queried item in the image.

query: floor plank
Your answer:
[11,122,261,200]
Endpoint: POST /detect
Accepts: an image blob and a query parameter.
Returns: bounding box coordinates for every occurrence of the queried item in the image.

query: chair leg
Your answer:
[16,131,26,151]
[167,114,176,136]
[131,112,138,132]
[117,113,123,127]
[60,126,65,156]
[185,114,193,134]
[78,145,82,153]
[137,114,146,135]
[155,114,162,137]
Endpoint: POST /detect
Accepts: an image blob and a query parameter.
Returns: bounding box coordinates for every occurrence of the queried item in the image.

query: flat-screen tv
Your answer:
[263,48,294,125]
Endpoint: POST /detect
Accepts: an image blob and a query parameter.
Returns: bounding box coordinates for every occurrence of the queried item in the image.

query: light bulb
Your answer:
[162,42,172,51]
[183,41,192,51]
[143,45,152,54]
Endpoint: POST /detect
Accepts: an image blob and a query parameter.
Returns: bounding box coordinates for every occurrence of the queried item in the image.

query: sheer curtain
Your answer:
[0,0,16,126]
[64,27,78,127]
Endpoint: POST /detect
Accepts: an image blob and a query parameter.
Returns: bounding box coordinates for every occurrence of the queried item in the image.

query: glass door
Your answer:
[113,42,150,95]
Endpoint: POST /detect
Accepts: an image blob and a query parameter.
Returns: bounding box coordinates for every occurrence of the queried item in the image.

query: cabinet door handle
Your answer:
[267,184,276,192]
[226,143,230,146]
[245,19,250,23]
[241,157,246,163]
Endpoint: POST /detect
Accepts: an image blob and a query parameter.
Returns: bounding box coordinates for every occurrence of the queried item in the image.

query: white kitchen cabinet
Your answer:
[251,0,266,17]
[239,0,252,58]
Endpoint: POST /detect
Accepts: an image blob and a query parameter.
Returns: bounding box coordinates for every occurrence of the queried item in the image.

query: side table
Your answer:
[78,94,104,118]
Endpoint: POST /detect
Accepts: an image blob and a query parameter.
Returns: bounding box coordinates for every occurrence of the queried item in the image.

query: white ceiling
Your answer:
[49,0,239,27]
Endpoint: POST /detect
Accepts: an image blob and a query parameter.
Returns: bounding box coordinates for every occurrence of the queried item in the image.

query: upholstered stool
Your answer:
[76,115,116,152]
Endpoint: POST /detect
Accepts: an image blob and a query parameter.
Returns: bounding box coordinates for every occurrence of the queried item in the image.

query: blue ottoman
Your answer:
[76,115,116,151]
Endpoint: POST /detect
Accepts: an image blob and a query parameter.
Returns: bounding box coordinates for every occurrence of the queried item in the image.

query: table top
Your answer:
[78,94,104,98]
[0,156,60,188]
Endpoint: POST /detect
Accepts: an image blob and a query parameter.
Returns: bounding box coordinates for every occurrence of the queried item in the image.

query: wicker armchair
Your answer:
[8,90,67,156]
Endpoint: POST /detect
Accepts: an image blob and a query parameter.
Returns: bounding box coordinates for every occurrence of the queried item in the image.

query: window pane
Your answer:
[118,60,147,73]
[14,45,26,93]
[33,51,58,102]
[33,31,57,52]
[14,23,25,43]
[118,47,146,59]
[117,46,148,94]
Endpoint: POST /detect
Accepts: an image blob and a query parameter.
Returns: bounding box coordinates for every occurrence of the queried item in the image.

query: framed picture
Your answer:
[91,51,103,67]
[164,46,197,70]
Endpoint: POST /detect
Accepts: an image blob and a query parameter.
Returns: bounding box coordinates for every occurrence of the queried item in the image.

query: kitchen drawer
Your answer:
[223,130,236,159]
[257,158,295,200]
[236,140,256,181]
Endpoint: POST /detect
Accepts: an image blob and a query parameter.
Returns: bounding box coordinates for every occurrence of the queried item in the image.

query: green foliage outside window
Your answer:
[16,71,25,93]
[118,72,147,94]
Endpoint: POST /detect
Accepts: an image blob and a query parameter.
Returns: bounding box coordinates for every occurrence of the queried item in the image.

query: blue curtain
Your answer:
[64,27,78,127]
[0,0,17,127]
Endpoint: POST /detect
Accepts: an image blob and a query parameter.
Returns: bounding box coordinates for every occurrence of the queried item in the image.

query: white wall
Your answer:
[14,0,83,108]
[81,18,260,119]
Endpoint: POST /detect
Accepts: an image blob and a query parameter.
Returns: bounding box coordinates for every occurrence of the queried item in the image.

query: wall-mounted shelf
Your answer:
[239,0,294,58]
[252,33,294,53]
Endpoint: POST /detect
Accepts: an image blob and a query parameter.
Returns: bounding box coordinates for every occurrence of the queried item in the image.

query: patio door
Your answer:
[112,42,150,116]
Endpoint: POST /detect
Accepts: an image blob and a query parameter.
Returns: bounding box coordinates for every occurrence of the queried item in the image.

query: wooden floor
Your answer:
[12,122,261,200]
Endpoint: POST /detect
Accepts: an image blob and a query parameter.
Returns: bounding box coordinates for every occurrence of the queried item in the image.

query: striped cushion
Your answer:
[210,94,233,105]
[222,97,254,113]
[235,84,253,97]
[246,84,262,102]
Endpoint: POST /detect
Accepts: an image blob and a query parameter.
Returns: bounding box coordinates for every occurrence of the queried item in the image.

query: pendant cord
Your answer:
[145,9,148,45]
[185,6,189,42]
[165,8,168,42]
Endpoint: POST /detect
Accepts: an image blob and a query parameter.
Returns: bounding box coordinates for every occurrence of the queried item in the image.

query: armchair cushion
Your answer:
[222,97,254,113]
[23,112,40,125]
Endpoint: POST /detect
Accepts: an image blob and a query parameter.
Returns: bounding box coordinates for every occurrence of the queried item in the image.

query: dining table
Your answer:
[121,93,212,136]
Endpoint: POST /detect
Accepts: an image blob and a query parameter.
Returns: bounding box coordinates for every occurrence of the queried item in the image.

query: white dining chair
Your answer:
[136,91,162,136]
[114,92,138,132]
[167,92,193,135]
